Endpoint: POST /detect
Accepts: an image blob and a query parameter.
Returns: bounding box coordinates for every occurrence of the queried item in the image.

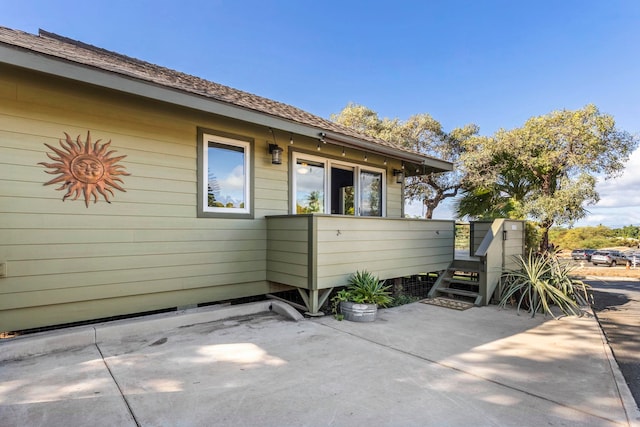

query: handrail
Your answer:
[475,218,504,257]
[475,219,506,305]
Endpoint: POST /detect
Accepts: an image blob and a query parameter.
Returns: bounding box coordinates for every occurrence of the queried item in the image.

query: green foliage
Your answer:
[455,186,523,220]
[455,223,470,249]
[460,104,638,250]
[330,289,352,320]
[549,225,639,249]
[524,221,541,254]
[346,271,393,306]
[499,252,592,318]
[331,103,479,218]
[387,294,420,307]
[331,271,393,317]
[296,191,323,214]
[615,225,640,240]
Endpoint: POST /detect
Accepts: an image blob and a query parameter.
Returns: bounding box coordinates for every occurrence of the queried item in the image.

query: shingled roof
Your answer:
[0,26,451,170]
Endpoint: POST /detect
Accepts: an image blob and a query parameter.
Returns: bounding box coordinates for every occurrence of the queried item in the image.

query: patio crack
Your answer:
[93,327,141,427]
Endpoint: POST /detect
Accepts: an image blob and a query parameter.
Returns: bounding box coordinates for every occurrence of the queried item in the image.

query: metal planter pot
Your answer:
[339,301,377,322]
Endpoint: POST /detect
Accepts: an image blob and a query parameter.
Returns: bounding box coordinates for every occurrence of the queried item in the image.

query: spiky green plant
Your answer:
[346,270,393,307]
[499,251,592,318]
[331,271,393,318]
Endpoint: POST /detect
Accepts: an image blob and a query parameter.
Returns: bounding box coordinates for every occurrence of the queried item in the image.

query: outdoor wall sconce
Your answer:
[269,144,283,165]
[393,169,404,184]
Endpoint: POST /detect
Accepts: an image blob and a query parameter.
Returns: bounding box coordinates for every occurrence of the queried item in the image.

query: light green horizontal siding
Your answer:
[503,220,525,270]
[0,281,279,333]
[0,228,265,246]
[0,64,446,331]
[266,216,310,288]
[0,67,290,331]
[1,240,264,261]
[315,216,454,288]
[386,174,403,218]
[1,262,267,310]
[266,215,455,290]
[2,266,265,301]
[1,252,266,285]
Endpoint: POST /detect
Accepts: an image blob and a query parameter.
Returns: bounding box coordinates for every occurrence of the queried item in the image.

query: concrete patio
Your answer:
[1,300,638,426]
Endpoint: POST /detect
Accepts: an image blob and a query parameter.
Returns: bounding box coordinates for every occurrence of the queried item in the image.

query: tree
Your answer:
[207,174,221,207]
[460,104,638,250]
[307,190,322,213]
[615,225,640,240]
[331,103,478,218]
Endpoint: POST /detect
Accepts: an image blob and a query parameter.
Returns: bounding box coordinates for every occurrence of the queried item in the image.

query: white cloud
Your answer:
[592,149,640,208]
[573,148,640,227]
[221,165,245,190]
[212,165,245,203]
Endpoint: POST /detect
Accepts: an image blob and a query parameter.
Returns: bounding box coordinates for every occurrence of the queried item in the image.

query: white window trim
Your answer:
[291,152,386,216]
[202,133,251,215]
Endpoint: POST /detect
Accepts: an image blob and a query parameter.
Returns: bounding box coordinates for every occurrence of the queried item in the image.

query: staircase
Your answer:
[427,219,525,307]
[427,259,484,306]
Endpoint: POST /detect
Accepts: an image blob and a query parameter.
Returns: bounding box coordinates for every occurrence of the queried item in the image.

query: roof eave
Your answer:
[324,132,453,172]
[0,43,317,133]
[0,43,453,171]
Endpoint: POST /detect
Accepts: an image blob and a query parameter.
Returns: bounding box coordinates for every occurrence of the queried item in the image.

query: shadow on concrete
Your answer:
[1,303,637,426]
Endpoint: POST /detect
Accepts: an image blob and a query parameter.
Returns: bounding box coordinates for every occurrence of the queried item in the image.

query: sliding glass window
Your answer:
[291,153,385,217]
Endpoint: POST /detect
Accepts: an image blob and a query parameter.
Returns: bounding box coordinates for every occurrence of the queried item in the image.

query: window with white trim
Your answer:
[199,133,251,217]
[292,152,385,216]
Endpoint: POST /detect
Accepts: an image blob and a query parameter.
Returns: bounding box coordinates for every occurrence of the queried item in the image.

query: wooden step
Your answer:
[450,259,482,271]
[443,278,479,287]
[435,287,480,298]
[448,267,480,275]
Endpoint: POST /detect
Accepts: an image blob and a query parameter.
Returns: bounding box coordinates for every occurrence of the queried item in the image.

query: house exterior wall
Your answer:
[266,215,311,289]
[502,219,525,270]
[315,216,454,288]
[266,215,454,290]
[472,219,526,304]
[0,64,407,331]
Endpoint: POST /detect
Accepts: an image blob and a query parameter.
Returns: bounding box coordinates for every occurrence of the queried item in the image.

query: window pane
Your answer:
[296,160,325,213]
[360,170,382,216]
[331,166,354,215]
[208,142,246,209]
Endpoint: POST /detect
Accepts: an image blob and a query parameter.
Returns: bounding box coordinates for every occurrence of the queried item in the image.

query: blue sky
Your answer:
[3,1,640,227]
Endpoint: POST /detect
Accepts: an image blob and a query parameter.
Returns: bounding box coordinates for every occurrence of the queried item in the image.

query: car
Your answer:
[591,250,629,267]
[572,248,596,261]
[624,251,640,266]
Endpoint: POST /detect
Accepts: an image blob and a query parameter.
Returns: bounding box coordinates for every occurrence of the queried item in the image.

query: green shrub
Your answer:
[500,251,592,318]
[388,294,420,307]
[331,271,393,317]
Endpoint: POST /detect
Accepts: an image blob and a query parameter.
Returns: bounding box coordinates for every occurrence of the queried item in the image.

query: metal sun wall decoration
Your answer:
[39,131,130,207]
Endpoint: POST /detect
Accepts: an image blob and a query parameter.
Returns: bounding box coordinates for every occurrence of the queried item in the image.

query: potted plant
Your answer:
[331,270,392,322]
